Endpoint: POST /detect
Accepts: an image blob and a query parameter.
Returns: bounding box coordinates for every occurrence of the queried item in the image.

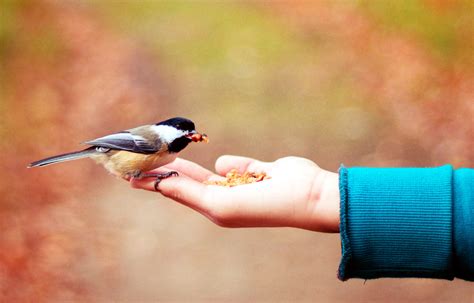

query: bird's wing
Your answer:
[84,131,160,154]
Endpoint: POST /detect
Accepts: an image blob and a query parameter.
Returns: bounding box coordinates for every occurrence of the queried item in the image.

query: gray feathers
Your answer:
[28,147,98,167]
[84,128,161,154]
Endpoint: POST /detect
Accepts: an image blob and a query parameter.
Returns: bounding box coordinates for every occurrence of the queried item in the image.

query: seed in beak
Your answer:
[188,132,209,143]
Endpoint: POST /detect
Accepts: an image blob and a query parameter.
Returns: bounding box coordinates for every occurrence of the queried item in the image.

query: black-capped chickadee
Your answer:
[28,117,208,190]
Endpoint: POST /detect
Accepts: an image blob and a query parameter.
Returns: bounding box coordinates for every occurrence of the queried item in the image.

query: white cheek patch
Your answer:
[151,125,186,144]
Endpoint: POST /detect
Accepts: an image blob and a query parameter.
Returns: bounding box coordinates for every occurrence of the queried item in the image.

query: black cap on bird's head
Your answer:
[157,117,195,132]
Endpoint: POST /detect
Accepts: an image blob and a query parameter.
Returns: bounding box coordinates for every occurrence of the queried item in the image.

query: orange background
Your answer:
[1,1,472,302]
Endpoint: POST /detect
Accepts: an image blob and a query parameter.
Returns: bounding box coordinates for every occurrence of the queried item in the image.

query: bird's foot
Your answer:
[139,171,179,191]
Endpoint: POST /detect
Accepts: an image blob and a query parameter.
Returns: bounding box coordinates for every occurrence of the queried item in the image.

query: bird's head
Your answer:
[154,117,208,153]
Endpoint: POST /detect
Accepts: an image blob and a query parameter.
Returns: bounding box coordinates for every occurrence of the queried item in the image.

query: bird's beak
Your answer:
[186,131,209,143]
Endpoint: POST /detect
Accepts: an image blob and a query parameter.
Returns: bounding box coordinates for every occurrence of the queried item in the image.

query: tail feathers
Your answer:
[28,147,97,168]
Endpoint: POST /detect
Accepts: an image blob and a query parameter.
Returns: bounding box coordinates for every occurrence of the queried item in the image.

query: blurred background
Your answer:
[1,0,473,302]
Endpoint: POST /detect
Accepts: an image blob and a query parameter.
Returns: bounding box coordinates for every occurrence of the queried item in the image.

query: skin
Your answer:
[130,155,340,233]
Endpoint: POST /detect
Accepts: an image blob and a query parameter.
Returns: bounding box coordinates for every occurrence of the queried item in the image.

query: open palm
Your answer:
[131,155,340,232]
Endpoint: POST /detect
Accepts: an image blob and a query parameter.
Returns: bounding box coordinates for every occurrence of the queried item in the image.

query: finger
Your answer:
[132,174,212,214]
[158,176,271,227]
[163,158,218,182]
[215,155,271,176]
[132,172,275,227]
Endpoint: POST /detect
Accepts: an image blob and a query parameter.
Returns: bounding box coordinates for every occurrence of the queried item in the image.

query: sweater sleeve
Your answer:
[453,168,474,281]
[338,165,474,281]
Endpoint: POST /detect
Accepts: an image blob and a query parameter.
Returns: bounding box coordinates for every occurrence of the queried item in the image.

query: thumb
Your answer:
[215,155,271,176]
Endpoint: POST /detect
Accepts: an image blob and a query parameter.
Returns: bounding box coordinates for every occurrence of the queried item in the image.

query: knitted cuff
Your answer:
[338,165,454,281]
[453,168,474,281]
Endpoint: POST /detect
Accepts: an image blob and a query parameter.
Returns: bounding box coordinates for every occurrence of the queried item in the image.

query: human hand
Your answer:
[130,156,340,232]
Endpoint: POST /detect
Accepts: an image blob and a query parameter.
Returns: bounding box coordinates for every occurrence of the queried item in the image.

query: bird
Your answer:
[28,117,208,190]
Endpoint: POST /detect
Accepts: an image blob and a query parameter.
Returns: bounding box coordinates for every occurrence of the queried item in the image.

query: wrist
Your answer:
[301,169,340,232]
[318,171,340,232]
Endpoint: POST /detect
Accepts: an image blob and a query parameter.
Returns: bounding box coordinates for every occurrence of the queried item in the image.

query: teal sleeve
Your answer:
[453,168,474,281]
[338,165,474,281]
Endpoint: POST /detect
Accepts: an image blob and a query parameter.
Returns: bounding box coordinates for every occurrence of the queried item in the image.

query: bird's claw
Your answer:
[153,171,179,191]
[134,171,179,191]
